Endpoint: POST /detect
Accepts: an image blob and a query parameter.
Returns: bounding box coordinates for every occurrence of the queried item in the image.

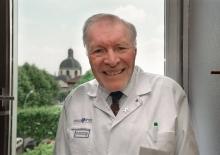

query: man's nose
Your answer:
[103,49,120,66]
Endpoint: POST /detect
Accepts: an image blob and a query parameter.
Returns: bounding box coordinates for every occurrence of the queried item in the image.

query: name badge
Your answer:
[73,128,90,138]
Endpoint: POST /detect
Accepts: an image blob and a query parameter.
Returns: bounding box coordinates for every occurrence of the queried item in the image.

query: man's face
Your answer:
[86,20,136,92]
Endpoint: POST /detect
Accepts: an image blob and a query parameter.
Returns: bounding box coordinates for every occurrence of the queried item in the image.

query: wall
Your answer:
[0,0,11,154]
[60,68,81,79]
[189,0,220,154]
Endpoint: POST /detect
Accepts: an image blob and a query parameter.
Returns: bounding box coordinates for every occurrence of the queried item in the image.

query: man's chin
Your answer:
[104,84,126,92]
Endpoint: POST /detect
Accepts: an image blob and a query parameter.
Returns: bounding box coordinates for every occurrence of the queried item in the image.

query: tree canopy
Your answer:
[74,69,94,88]
[18,63,59,107]
[56,69,94,102]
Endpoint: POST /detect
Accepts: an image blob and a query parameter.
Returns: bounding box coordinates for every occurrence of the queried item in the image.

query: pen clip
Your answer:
[153,122,159,143]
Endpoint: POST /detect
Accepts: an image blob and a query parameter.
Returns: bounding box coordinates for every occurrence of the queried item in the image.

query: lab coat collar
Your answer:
[87,80,99,97]
[136,72,152,96]
[124,66,152,96]
[87,66,153,118]
[86,66,152,97]
[87,80,112,116]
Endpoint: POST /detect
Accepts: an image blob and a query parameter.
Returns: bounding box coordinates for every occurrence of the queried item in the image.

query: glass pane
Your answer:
[18,0,164,75]
[17,0,164,153]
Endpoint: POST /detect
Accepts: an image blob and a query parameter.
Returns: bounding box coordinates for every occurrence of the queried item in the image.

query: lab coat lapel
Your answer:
[87,67,153,123]
[112,71,152,128]
[112,94,143,128]
[87,80,113,116]
[92,95,113,116]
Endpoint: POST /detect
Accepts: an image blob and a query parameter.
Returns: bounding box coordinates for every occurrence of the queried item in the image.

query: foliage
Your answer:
[17,106,61,142]
[18,63,59,107]
[56,69,94,102]
[74,69,94,88]
[56,91,69,102]
[22,143,54,155]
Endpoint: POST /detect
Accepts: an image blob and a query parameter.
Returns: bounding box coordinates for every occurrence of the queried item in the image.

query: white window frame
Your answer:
[10,0,190,154]
[165,0,190,95]
[12,0,18,155]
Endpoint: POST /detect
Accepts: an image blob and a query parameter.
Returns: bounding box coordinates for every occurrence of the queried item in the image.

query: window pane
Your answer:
[17,0,164,153]
[18,0,164,75]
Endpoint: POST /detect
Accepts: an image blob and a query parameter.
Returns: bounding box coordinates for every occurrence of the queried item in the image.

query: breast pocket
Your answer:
[156,132,176,154]
[139,147,169,155]
[144,131,176,155]
[67,125,93,155]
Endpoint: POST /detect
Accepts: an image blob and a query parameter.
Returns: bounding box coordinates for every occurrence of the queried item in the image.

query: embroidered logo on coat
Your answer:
[73,118,92,123]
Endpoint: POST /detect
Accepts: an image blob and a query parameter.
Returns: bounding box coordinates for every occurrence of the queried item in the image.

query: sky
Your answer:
[18,0,164,75]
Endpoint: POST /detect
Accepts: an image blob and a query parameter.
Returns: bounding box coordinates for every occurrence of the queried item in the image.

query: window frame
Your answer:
[9,0,190,154]
[0,0,17,154]
[12,0,18,154]
[165,0,189,94]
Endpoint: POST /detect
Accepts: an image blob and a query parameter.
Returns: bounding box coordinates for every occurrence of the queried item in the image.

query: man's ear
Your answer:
[134,47,137,55]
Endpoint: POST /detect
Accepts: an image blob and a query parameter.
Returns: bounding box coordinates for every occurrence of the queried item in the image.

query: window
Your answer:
[75,70,78,77]
[66,70,70,76]
[0,0,17,154]
[17,2,165,153]
[165,0,189,91]
[2,0,188,154]
[18,0,164,75]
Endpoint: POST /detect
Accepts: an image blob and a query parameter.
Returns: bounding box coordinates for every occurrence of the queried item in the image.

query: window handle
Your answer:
[210,70,220,74]
[0,96,14,101]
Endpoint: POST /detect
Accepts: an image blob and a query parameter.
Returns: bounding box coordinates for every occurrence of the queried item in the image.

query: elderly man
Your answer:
[54,13,199,155]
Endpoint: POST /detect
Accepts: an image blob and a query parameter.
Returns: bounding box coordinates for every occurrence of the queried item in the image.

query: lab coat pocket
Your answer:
[146,131,176,155]
[67,125,93,154]
[139,147,169,155]
[156,132,176,154]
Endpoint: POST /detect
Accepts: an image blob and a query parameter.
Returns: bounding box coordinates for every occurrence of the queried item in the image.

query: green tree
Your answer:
[18,63,59,107]
[22,143,54,155]
[57,70,94,102]
[74,69,94,88]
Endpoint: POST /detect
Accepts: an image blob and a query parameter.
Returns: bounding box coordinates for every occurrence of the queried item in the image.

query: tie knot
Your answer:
[110,91,123,103]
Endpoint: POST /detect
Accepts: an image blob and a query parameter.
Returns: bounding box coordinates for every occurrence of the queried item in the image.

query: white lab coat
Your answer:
[54,66,199,155]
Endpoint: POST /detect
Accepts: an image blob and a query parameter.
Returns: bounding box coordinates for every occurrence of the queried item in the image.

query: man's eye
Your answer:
[94,49,105,53]
[91,48,106,56]
[95,49,104,52]
[115,47,129,53]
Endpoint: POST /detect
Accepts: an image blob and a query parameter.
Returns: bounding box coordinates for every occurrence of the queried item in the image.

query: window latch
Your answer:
[211,70,220,74]
[0,96,14,101]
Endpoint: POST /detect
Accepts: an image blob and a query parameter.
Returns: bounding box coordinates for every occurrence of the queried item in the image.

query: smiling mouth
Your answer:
[103,68,125,76]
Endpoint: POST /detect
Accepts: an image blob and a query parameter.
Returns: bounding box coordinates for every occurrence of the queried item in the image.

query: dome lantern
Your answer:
[58,48,82,79]
[68,48,73,58]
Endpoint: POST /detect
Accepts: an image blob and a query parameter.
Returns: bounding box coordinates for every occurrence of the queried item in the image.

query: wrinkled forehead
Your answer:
[87,19,129,33]
[87,22,132,47]
[83,16,136,49]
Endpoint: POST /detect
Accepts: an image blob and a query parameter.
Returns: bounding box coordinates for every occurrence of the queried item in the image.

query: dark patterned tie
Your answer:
[110,91,123,116]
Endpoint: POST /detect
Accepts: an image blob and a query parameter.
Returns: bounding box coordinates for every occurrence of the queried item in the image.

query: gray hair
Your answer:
[82,13,137,48]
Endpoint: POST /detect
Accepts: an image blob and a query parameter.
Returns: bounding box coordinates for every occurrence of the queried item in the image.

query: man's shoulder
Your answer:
[137,70,187,107]
[134,66,168,84]
[137,69,183,93]
[77,79,98,90]
[70,79,98,96]
[63,79,98,106]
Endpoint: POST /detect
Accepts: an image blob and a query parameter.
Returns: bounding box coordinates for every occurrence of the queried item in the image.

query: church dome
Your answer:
[59,48,81,70]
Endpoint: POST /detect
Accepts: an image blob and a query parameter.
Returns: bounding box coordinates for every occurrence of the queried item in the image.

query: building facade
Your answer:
[57,48,82,91]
